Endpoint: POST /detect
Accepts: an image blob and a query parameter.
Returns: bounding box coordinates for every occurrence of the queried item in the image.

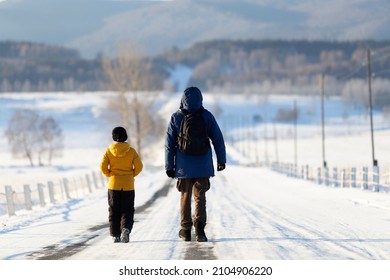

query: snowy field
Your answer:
[1,91,390,279]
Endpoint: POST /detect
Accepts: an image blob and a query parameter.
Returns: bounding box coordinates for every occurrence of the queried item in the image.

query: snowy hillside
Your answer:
[1,91,390,280]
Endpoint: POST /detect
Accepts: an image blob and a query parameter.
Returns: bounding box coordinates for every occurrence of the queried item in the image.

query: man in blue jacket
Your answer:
[165,86,226,242]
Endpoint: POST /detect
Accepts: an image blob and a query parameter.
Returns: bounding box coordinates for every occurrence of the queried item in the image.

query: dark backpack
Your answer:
[177,108,210,155]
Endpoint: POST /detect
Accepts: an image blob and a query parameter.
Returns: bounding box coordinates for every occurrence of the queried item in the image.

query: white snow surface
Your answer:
[0,91,390,261]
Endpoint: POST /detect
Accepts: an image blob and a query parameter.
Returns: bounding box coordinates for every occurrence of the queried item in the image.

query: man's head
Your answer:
[180,86,203,112]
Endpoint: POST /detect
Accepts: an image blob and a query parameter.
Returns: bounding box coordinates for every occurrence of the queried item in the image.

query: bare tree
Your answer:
[39,116,64,165]
[102,43,161,157]
[5,110,64,166]
[5,110,39,166]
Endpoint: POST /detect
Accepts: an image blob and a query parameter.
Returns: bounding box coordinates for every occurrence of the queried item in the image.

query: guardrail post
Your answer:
[305,165,310,180]
[341,168,346,187]
[372,165,380,192]
[325,167,330,186]
[23,184,32,210]
[5,185,15,216]
[362,167,368,190]
[350,167,356,188]
[333,167,338,187]
[317,167,322,184]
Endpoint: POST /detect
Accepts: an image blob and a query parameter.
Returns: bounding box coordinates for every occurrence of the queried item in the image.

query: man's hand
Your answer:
[217,163,225,171]
[166,170,175,178]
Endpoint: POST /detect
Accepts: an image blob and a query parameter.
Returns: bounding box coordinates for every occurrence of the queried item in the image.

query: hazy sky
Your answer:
[0,0,388,57]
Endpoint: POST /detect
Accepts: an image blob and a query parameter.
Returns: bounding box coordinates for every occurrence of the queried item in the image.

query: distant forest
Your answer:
[1,39,390,94]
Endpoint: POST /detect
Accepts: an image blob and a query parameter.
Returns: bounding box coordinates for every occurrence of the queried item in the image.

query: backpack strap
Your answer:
[178,107,206,115]
[178,108,189,116]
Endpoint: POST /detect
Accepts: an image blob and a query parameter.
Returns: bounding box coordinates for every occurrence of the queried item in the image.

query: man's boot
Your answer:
[195,221,208,242]
[179,229,191,241]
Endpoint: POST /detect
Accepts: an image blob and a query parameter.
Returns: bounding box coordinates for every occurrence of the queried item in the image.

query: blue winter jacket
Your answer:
[165,87,226,178]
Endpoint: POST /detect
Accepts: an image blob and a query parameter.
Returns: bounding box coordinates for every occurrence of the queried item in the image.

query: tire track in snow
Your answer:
[56,178,218,260]
[128,179,217,260]
[119,179,217,260]
[27,179,175,260]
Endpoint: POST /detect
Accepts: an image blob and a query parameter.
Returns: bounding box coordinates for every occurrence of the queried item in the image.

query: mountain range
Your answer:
[0,0,389,58]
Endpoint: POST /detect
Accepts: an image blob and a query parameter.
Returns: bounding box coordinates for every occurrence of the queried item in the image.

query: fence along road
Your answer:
[1,171,106,217]
[272,162,390,193]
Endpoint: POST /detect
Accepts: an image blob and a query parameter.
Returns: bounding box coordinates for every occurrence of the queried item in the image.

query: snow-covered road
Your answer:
[2,165,389,260]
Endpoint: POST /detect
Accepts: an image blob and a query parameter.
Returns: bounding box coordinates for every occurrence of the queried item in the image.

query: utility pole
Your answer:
[273,122,279,163]
[293,100,298,169]
[367,48,377,167]
[264,103,269,166]
[320,73,327,168]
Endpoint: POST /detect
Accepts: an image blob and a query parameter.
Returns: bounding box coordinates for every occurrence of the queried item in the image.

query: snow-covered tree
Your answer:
[5,110,64,166]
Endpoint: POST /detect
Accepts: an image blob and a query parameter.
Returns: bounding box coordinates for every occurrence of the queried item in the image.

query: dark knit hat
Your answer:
[184,86,202,96]
[112,127,128,142]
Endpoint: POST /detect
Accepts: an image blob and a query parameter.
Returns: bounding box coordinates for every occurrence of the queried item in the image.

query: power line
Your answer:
[372,68,390,76]
[335,63,366,81]
[327,44,390,81]
[371,49,390,64]
[371,45,390,57]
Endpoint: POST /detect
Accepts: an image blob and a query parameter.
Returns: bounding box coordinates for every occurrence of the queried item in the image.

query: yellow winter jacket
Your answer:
[100,142,143,191]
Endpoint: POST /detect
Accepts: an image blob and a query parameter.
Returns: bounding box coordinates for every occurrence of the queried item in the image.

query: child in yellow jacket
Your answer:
[100,127,143,243]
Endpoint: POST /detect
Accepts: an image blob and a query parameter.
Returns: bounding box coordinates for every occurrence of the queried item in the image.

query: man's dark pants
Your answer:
[176,178,210,230]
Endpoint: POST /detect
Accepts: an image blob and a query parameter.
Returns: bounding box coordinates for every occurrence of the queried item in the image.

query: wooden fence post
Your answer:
[92,171,99,189]
[23,184,32,210]
[85,174,93,193]
[37,183,46,207]
[5,185,15,216]
[48,181,56,204]
[62,178,71,199]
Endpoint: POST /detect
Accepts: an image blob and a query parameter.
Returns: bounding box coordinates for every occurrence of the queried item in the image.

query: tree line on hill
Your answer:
[159,39,390,95]
[0,41,103,92]
[1,39,390,98]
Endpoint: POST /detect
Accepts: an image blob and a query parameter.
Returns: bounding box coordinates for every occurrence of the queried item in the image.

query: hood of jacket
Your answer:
[109,142,131,157]
[179,86,203,113]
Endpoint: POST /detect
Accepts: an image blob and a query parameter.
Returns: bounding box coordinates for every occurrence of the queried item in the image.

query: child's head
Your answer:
[112,127,128,142]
